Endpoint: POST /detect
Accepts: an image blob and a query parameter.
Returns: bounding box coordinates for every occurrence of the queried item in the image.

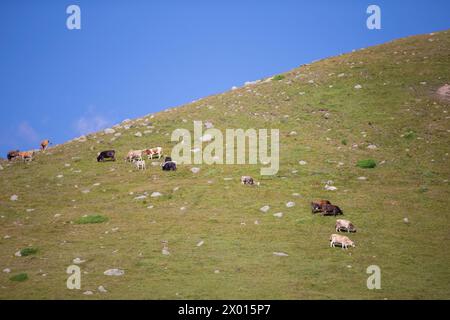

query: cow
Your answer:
[311,200,331,214]
[330,234,355,250]
[18,151,35,162]
[143,147,163,160]
[335,219,356,233]
[135,159,146,170]
[321,203,343,216]
[162,157,177,171]
[40,139,51,151]
[97,150,116,162]
[7,150,20,161]
[241,176,255,185]
[126,150,143,162]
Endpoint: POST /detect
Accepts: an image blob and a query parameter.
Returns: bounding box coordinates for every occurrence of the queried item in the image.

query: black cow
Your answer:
[7,150,20,161]
[321,204,343,216]
[97,150,116,162]
[162,157,177,171]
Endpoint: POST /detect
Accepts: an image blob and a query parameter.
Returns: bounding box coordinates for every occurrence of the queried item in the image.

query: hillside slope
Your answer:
[0,30,449,299]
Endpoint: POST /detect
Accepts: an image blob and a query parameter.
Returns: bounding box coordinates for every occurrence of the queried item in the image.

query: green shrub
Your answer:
[75,215,108,224]
[357,159,377,169]
[20,247,38,256]
[10,273,28,282]
[272,75,285,81]
[341,139,348,145]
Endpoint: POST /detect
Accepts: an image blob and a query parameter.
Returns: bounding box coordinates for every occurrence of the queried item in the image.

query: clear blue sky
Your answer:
[0,0,449,156]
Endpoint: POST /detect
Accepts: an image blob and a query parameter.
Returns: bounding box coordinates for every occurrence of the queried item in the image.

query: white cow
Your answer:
[135,159,146,170]
[335,219,357,233]
[330,234,355,250]
[126,150,143,162]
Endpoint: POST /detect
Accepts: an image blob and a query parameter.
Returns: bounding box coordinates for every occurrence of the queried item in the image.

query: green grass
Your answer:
[356,159,377,169]
[74,215,108,224]
[0,30,449,299]
[272,74,285,81]
[10,273,28,282]
[20,247,38,256]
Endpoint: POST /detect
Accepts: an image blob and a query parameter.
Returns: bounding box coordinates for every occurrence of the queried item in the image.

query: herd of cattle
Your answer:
[6,139,357,250]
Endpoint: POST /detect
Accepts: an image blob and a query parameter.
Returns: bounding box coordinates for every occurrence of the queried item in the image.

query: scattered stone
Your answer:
[260,205,270,213]
[299,160,307,165]
[151,192,162,198]
[204,121,214,129]
[0,165,4,170]
[273,252,289,257]
[196,240,204,247]
[103,269,125,276]
[357,176,367,181]
[273,212,283,218]
[104,128,115,134]
[354,84,362,89]
[147,205,154,209]
[403,217,410,224]
[190,167,200,174]
[73,258,85,264]
[54,214,61,218]
[162,241,170,256]
[134,195,147,200]
[214,270,220,274]
[134,132,143,137]
[289,131,298,136]
[4,235,11,239]
[14,251,22,257]
[3,268,11,273]
[56,174,64,178]
[325,185,338,191]
[26,209,35,213]
[83,291,94,295]
[286,202,295,208]
[10,195,18,201]
[81,189,90,194]
[367,144,378,150]
[98,286,107,293]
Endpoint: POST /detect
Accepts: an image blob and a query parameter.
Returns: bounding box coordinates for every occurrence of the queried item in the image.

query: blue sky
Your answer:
[0,0,449,156]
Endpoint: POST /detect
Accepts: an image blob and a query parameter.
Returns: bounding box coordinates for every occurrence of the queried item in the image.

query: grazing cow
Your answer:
[311,200,331,213]
[126,150,143,162]
[18,151,34,162]
[330,234,355,250]
[143,147,163,160]
[135,159,146,170]
[335,219,356,233]
[162,157,177,171]
[7,150,20,161]
[97,150,116,162]
[40,139,51,151]
[241,176,255,185]
[322,203,343,216]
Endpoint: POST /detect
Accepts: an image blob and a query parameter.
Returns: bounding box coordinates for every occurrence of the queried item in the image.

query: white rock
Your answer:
[98,286,107,293]
[151,192,162,198]
[357,176,367,181]
[403,217,409,224]
[260,205,270,213]
[162,248,170,256]
[286,202,295,208]
[196,240,204,247]
[26,209,35,213]
[204,121,214,129]
[325,185,338,191]
[190,167,200,174]
[81,189,90,194]
[289,131,298,136]
[0,165,4,170]
[104,128,116,134]
[4,235,11,239]
[54,214,61,218]
[298,160,307,165]
[354,84,362,89]
[134,195,147,200]
[3,268,11,273]
[77,136,87,142]
[273,252,289,257]
[214,269,220,274]
[10,195,18,201]
[15,251,22,257]
[103,269,125,276]
[273,212,283,218]
[73,258,86,264]
[367,144,377,150]
[56,174,64,178]
[83,291,94,295]
[114,132,122,137]
[134,132,142,137]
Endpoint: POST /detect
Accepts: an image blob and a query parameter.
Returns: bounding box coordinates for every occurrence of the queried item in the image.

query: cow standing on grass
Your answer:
[126,150,143,162]
[330,234,355,250]
[40,139,51,151]
[18,151,35,162]
[143,147,163,160]
[97,150,116,162]
[335,219,356,233]
[7,150,20,161]
[162,157,177,171]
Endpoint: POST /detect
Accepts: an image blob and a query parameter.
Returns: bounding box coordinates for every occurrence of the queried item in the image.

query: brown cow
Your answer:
[40,139,51,151]
[7,150,20,161]
[18,151,35,162]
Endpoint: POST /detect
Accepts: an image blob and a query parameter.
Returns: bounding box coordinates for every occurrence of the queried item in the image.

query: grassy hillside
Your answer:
[1,30,449,299]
